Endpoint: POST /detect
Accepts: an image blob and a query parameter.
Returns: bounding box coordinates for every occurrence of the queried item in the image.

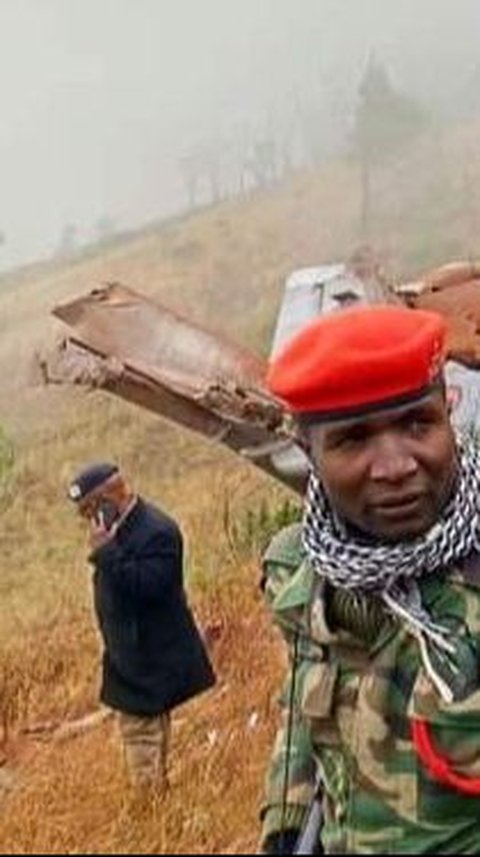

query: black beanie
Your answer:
[68,462,119,502]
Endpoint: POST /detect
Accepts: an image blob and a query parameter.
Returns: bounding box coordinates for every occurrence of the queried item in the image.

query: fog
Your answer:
[0,0,478,271]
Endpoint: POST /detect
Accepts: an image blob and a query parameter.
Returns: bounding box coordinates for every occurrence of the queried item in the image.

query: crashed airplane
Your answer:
[39,258,480,494]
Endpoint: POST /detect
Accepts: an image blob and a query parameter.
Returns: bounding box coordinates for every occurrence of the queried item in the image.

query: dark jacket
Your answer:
[90,498,216,716]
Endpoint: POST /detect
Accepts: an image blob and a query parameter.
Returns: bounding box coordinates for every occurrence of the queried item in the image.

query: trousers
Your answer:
[117,711,171,791]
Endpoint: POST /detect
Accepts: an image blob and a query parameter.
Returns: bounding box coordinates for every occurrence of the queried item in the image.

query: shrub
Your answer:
[229,496,302,558]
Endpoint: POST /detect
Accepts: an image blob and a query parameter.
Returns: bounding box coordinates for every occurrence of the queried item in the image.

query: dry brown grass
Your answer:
[0,558,286,855]
[0,388,291,854]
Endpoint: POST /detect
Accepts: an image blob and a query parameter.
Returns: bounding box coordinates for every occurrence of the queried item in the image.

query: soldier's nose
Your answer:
[370,438,418,483]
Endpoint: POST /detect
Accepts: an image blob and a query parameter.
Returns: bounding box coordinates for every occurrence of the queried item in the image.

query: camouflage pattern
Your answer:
[260,523,349,853]
[260,666,317,843]
[259,523,315,842]
[261,523,480,853]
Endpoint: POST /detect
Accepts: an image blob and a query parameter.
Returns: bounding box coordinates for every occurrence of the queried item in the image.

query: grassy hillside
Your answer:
[1,120,480,853]
[0,385,293,853]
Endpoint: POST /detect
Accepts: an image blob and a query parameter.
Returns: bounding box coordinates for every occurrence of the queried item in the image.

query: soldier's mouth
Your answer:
[370,493,426,519]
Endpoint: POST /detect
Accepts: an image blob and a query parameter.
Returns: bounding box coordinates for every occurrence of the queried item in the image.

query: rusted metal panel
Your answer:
[52,282,267,397]
[43,283,306,493]
[411,264,480,369]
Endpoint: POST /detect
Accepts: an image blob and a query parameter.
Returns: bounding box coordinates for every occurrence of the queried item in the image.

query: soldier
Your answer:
[260,304,480,854]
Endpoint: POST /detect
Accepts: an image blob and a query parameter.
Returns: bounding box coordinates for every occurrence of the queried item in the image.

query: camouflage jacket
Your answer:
[260,523,480,854]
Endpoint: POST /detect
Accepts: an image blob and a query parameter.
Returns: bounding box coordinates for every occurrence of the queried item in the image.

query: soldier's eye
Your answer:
[336,427,369,447]
[402,414,435,436]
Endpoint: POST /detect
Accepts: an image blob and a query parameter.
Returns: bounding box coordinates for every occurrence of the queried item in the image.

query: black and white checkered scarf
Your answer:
[303,434,480,702]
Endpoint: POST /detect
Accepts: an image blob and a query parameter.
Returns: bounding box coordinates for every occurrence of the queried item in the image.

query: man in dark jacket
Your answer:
[68,462,216,793]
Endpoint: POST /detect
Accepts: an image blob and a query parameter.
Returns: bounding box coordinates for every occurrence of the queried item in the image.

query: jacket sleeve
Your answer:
[91,524,182,601]
[260,663,318,847]
[259,525,319,848]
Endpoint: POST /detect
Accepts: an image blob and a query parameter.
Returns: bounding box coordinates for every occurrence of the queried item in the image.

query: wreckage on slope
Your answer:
[40,259,480,494]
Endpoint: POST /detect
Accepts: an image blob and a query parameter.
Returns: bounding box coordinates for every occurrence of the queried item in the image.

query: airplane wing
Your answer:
[41,281,306,493]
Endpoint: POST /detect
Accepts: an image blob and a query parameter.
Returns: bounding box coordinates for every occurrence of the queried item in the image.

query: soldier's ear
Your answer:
[445,386,457,417]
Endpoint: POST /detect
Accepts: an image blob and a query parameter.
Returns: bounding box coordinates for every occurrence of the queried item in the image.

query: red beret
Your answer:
[266,305,447,422]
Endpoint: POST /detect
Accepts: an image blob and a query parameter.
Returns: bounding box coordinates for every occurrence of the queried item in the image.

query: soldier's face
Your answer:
[307,389,458,541]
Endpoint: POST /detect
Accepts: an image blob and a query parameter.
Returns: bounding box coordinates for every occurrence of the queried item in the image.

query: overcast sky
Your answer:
[0,0,478,271]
